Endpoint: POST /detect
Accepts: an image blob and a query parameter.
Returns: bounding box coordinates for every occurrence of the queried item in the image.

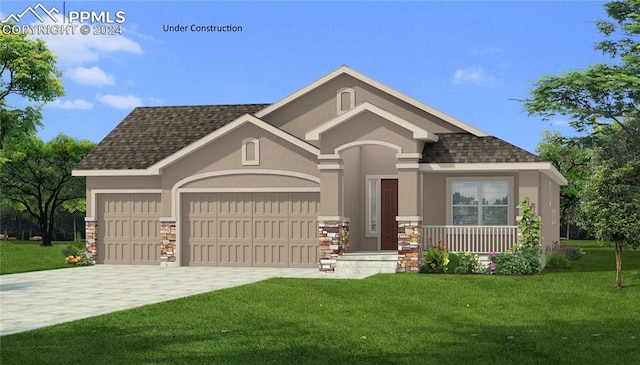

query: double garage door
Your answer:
[182,192,319,267]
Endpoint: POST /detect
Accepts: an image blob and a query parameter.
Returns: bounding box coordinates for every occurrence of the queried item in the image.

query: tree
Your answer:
[0,134,94,246]
[1,27,64,149]
[523,0,640,144]
[580,120,640,289]
[523,0,640,288]
[535,131,590,239]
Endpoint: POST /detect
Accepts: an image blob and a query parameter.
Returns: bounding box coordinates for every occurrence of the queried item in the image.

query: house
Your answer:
[73,66,566,272]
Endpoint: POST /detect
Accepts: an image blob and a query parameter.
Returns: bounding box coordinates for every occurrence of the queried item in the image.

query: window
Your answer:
[366,178,378,236]
[450,179,511,225]
[242,138,259,166]
[336,88,355,115]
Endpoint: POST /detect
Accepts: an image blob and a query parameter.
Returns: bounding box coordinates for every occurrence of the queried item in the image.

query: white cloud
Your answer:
[552,120,570,127]
[453,67,494,85]
[68,66,115,86]
[48,99,94,110]
[29,15,143,65]
[97,94,143,109]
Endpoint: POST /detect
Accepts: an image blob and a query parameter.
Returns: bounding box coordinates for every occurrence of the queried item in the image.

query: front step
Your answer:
[336,252,398,274]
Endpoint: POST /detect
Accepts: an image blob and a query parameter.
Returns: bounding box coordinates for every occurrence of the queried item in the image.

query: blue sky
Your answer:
[1,0,610,153]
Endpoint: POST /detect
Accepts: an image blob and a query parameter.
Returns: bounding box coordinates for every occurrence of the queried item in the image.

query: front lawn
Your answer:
[0,240,83,275]
[1,241,638,364]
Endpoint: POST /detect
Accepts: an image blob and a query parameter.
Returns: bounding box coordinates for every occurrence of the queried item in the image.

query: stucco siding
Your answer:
[86,176,162,219]
[321,112,420,154]
[353,81,468,134]
[343,147,362,251]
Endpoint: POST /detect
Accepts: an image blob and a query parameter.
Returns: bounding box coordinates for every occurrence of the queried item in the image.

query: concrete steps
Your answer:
[336,252,398,275]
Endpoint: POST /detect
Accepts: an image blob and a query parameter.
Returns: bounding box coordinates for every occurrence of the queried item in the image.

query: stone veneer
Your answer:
[318,219,349,272]
[85,220,97,264]
[397,220,422,272]
[160,221,177,266]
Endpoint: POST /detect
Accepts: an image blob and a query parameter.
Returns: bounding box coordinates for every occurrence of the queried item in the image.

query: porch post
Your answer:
[85,218,97,264]
[317,157,349,272]
[396,157,422,272]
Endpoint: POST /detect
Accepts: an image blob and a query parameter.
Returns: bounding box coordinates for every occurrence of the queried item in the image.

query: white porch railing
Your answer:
[422,226,519,254]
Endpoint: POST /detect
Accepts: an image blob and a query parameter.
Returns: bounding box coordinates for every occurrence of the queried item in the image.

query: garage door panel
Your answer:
[183,192,318,267]
[98,193,160,265]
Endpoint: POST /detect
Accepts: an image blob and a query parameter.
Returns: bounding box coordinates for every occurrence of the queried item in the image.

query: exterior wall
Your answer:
[320,112,421,154]
[352,81,468,134]
[359,145,397,251]
[343,147,362,251]
[85,175,161,219]
[260,74,468,146]
[423,172,520,226]
[161,123,319,217]
[539,173,561,253]
[181,175,317,189]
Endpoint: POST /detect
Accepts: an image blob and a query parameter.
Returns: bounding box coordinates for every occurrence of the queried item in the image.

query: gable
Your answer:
[257,66,488,143]
[75,104,269,171]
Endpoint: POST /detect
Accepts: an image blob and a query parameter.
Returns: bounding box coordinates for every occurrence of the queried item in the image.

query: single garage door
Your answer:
[182,192,318,267]
[97,193,161,265]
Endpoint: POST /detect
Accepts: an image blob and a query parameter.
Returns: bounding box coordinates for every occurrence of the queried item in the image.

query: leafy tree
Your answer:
[536,131,590,239]
[523,0,640,144]
[581,120,640,289]
[0,134,94,246]
[523,0,640,288]
[0,28,64,149]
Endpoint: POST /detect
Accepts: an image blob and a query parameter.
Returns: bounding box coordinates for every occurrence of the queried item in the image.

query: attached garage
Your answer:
[97,193,161,265]
[181,192,318,267]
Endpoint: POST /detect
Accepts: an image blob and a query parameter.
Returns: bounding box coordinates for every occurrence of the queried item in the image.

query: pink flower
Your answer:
[490,262,496,271]
[489,252,498,258]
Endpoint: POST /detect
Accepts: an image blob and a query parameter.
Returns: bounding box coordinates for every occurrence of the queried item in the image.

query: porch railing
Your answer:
[422,225,519,254]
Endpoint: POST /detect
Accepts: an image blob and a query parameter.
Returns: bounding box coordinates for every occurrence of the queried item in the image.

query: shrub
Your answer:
[61,244,89,266]
[546,241,585,261]
[447,252,461,273]
[420,245,449,273]
[454,252,480,274]
[546,252,571,268]
[484,248,541,275]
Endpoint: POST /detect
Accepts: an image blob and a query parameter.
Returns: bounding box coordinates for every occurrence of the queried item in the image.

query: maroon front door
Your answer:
[380,179,398,250]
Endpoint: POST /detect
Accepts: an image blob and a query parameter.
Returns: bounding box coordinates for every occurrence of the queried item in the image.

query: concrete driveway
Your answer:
[0,265,369,336]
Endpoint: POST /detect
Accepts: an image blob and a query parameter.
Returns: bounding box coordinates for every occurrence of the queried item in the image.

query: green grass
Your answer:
[0,240,84,275]
[1,242,639,364]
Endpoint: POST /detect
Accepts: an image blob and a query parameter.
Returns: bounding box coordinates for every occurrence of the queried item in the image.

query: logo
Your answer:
[1,3,59,23]
[2,2,126,36]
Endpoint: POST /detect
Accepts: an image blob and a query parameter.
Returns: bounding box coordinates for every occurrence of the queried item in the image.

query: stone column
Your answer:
[85,219,97,264]
[317,157,349,272]
[396,156,423,272]
[318,218,349,272]
[397,219,422,272]
[160,220,177,267]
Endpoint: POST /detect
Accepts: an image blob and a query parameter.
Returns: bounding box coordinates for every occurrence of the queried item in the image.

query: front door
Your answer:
[380,179,398,250]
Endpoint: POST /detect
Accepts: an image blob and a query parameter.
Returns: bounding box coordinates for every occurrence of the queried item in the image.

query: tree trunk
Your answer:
[73,217,77,242]
[40,218,52,246]
[566,219,570,240]
[615,241,623,289]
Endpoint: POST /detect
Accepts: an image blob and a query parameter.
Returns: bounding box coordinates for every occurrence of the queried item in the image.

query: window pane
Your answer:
[452,182,478,205]
[453,206,478,225]
[482,182,508,205]
[482,206,508,225]
[369,179,377,233]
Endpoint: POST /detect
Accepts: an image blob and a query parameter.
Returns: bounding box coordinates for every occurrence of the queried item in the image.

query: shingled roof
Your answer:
[75,104,270,170]
[421,133,542,163]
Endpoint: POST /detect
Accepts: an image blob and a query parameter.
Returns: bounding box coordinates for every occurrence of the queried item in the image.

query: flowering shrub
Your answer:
[546,252,571,268]
[454,251,480,273]
[483,198,543,275]
[65,255,88,266]
[62,244,89,266]
[546,241,585,261]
